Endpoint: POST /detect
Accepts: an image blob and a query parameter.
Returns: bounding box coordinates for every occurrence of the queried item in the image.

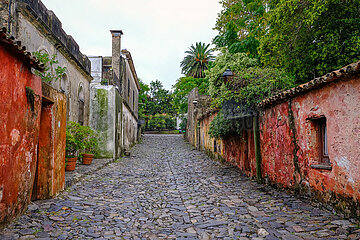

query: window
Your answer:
[60,74,67,93]
[78,85,85,125]
[133,90,135,109]
[319,119,330,164]
[309,116,331,170]
[128,79,130,100]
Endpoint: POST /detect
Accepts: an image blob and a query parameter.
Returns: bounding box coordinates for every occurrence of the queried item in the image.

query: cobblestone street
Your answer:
[1,135,359,240]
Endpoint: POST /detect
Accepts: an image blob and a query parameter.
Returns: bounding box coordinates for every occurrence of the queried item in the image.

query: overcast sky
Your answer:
[41,0,222,90]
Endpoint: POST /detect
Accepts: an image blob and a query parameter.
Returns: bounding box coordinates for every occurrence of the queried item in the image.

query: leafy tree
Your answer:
[205,48,295,108]
[172,77,209,114]
[138,79,150,119]
[213,0,268,58]
[149,80,175,115]
[146,114,176,130]
[180,42,215,78]
[206,49,258,103]
[139,80,175,116]
[260,0,360,83]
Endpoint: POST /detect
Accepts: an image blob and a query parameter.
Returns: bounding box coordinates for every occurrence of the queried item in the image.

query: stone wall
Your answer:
[0,0,9,28]
[122,50,139,117]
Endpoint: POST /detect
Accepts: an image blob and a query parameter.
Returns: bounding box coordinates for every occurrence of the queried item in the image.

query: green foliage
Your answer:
[179,116,187,131]
[66,122,84,157]
[208,112,240,140]
[138,79,150,119]
[146,114,176,130]
[205,49,258,105]
[260,0,360,83]
[213,0,267,58]
[139,80,175,116]
[32,51,66,83]
[80,126,99,154]
[229,67,296,106]
[206,49,295,107]
[180,42,215,78]
[206,49,295,140]
[172,77,209,114]
[66,121,99,157]
[100,79,109,85]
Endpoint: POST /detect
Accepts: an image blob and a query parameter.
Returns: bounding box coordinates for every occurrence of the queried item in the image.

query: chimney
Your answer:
[110,30,123,92]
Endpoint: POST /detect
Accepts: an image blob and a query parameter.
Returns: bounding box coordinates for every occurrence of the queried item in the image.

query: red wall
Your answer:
[0,45,42,224]
[194,73,360,216]
[223,131,256,177]
[260,75,360,215]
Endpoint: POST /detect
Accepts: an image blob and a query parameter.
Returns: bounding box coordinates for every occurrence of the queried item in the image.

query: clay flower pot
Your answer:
[82,153,94,165]
[65,157,77,171]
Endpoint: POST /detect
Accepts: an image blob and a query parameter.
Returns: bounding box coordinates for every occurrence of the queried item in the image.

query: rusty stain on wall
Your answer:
[33,83,66,200]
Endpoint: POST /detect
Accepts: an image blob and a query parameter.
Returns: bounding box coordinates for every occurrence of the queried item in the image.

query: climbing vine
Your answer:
[32,51,66,83]
[208,112,251,140]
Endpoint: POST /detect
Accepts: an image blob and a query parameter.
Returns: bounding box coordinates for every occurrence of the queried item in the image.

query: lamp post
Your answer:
[222,69,234,84]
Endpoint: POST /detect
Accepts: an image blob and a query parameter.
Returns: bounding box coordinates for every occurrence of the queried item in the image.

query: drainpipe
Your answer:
[7,0,13,33]
[253,114,262,183]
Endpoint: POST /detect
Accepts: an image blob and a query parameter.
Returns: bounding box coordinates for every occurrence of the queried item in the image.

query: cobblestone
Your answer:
[1,134,358,239]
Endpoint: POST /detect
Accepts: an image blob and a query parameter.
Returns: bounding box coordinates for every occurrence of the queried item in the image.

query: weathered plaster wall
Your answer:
[0,43,42,226]
[89,86,117,159]
[188,63,360,217]
[260,75,360,216]
[223,131,256,177]
[33,83,66,200]
[14,12,91,124]
[89,56,102,84]
[198,113,256,176]
[186,88,199,147]
[122,56,139,117]
[199,113,224,160]
[260,103,296,188]
[122,104,138,150]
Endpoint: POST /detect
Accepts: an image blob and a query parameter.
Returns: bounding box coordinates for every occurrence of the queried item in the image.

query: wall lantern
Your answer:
[222,69,234,84]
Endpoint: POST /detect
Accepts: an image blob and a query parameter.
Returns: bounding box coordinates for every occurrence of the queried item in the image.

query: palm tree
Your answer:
[180,42,214,78]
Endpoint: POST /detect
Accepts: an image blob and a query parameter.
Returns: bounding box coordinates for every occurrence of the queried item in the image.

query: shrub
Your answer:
[66,121,99,157]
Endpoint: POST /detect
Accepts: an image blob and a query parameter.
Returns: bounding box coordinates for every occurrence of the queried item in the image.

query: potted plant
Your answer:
[65,122,84,171]
[80,125,99,165]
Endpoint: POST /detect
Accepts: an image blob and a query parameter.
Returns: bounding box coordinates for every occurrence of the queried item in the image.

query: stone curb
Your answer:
[65,158,116,188]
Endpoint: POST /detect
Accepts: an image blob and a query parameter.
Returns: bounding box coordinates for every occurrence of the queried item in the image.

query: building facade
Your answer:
[89,31,139,158]
[1,0,92,125]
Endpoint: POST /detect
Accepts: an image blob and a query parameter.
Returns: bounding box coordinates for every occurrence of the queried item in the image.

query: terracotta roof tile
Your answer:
[259,61,360,108]
[0,27,45,71]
